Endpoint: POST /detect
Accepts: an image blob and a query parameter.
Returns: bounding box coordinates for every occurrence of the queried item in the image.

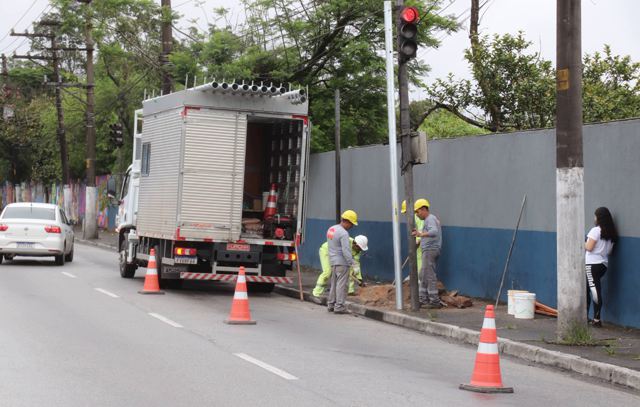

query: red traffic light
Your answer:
[401,6,419,24]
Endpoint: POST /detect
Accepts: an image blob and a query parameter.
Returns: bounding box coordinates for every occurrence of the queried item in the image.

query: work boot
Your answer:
[421,302,442,309]
[327,307,334,312]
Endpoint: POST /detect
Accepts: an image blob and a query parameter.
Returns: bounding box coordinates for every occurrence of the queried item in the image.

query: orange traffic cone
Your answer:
[263,183,278,220]
[138,248,165,295]
[224,267,256,325]
[459,305,513,393]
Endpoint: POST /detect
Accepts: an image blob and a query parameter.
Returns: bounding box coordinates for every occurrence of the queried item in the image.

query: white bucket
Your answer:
[514,292,536,319]
[507,290,529,315]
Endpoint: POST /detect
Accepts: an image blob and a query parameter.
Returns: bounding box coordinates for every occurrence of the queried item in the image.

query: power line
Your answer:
[0,0,40,44]
[1,4,52,54]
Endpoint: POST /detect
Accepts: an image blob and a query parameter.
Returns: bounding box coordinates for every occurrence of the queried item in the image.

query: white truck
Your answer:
[110,81,310,292]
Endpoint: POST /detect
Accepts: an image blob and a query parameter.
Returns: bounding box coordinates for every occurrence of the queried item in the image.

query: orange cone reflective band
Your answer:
[138,248,165,295]
[263,183,278,220]
[224,267,256,325]
[459,305,513,393]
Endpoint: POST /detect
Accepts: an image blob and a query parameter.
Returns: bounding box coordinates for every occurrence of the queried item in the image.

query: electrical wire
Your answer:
[0,0,40,44]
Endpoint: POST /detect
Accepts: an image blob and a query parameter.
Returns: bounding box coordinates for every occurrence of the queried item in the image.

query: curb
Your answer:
[76,239,118,252]
[274,285,640,391]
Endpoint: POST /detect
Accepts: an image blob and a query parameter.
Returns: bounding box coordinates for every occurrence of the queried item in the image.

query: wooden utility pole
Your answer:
[556,0,585,338]
[12,27,71,187]
[334,88,341,223]
[397,0,419,311]
[160,0,173,94]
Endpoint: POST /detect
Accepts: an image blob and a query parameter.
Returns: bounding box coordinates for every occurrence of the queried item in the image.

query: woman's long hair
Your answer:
[595,207,618,243]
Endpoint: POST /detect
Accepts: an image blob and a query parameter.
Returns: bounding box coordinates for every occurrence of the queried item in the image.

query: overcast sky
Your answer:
[1,0,638,95]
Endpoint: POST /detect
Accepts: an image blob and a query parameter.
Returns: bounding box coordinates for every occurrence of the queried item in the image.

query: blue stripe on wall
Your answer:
[299,218,640,328]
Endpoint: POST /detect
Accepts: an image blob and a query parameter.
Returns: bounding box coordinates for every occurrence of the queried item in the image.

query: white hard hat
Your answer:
[354,235,368,251]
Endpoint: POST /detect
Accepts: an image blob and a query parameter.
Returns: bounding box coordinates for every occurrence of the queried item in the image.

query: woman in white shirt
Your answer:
[585,207,618,327]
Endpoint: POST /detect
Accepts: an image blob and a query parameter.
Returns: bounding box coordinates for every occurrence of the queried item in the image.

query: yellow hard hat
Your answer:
[401,200,407,214]
[414,198,431,212]
[341,209,358,226]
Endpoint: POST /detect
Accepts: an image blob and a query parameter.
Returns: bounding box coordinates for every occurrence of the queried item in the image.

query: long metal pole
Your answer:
[335,88,341,224]
[556,0,586,338]
[396,0,419,311]
[384,1,403,310]
[495,195,527,308]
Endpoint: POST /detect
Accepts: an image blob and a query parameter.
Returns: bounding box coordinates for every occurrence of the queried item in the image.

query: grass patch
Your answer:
[559,322,597,346]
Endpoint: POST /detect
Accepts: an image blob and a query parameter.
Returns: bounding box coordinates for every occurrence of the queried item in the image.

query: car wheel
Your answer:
[65,244,74,262]
[0,255,2,265]
[55,252,65,266]
[119,239,136,278]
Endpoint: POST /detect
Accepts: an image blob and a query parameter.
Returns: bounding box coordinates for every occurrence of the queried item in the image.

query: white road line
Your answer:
[233,353,299,381]
[61,272,77,278]
[94,288,120,298]
[148,313,183,328]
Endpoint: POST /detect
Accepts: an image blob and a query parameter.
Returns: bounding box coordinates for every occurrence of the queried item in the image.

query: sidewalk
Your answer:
[75,230,640,390]
[280,267,640,391]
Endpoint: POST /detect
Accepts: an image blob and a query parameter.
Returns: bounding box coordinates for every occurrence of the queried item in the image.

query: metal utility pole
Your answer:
[334,88,341,223]
[384,1,404,310]
[161,0,173,94]
[83,0,98,239]
[397,0,419,311]
[556,0,585,338]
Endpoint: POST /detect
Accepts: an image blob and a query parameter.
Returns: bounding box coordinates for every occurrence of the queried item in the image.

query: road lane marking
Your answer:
[94,288,120,298]
[233,353,299,381]
[149,313,183,328]
[61,272,77,278]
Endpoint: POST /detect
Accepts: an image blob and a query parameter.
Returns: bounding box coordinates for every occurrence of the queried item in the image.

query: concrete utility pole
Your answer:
[160,0,173,94]
[82,0,98,239]
[12,27,72,192]
[397,0,419,311]
[556,0,586,338]
[334,88,341,223]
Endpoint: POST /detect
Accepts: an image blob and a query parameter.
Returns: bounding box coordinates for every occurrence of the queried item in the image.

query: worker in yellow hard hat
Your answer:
[313,235,368,297]
[325,210,359,314]
[412,199,443,309]
[401,200,424,280]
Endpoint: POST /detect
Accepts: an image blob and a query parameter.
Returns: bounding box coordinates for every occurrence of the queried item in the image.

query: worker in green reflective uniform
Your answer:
[312,235,368,297]
[402,200,424,278]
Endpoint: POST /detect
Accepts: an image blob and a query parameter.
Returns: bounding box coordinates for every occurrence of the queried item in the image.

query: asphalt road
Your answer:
[0,243,638,407]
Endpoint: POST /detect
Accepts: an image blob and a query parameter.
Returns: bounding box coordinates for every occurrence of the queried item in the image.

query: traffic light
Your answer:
[110,123,124,147]
[398,6,419,62]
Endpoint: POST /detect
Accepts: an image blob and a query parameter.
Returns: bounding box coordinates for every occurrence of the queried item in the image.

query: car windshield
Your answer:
[1,207,56,221]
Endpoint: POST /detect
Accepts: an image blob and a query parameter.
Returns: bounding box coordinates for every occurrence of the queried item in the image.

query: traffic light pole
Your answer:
[396,0,419,312]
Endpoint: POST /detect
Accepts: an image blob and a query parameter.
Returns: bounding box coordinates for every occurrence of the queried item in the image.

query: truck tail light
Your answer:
[0,224,8,231]
[45,225,61,234]
[175,247,197,256]
[277,253,297,261]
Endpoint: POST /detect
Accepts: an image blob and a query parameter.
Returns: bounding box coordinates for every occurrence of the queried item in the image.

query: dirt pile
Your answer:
[355,281,473,309]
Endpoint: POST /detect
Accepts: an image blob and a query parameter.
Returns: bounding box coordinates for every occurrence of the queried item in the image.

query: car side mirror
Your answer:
[107,178,117,197]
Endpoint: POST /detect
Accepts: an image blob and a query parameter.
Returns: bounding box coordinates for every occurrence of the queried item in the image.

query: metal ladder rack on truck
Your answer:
[112,81,310,292]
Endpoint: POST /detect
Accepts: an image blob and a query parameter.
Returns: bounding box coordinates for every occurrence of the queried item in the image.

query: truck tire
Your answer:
[248,283,275,293]
[119,239,136,278]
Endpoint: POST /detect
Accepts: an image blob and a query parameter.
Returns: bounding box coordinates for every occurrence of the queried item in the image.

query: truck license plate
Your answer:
[227,243,250,252]
[174,256,197,265]
[17,242,34,249]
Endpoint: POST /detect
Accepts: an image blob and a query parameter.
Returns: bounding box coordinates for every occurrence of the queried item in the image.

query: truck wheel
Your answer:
[119,239,136,278]
[248,283,275,293]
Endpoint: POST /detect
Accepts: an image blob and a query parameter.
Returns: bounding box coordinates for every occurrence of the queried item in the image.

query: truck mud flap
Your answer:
[179,272,293,284]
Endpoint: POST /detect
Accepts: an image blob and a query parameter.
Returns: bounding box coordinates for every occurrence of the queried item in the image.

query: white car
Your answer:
[0,203,75,266]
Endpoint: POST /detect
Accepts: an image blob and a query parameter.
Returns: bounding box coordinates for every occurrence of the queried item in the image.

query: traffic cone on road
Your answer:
[459,305,513,393]
[263,183,278,220]
[224,267,256,325]
[138,248,165,295]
